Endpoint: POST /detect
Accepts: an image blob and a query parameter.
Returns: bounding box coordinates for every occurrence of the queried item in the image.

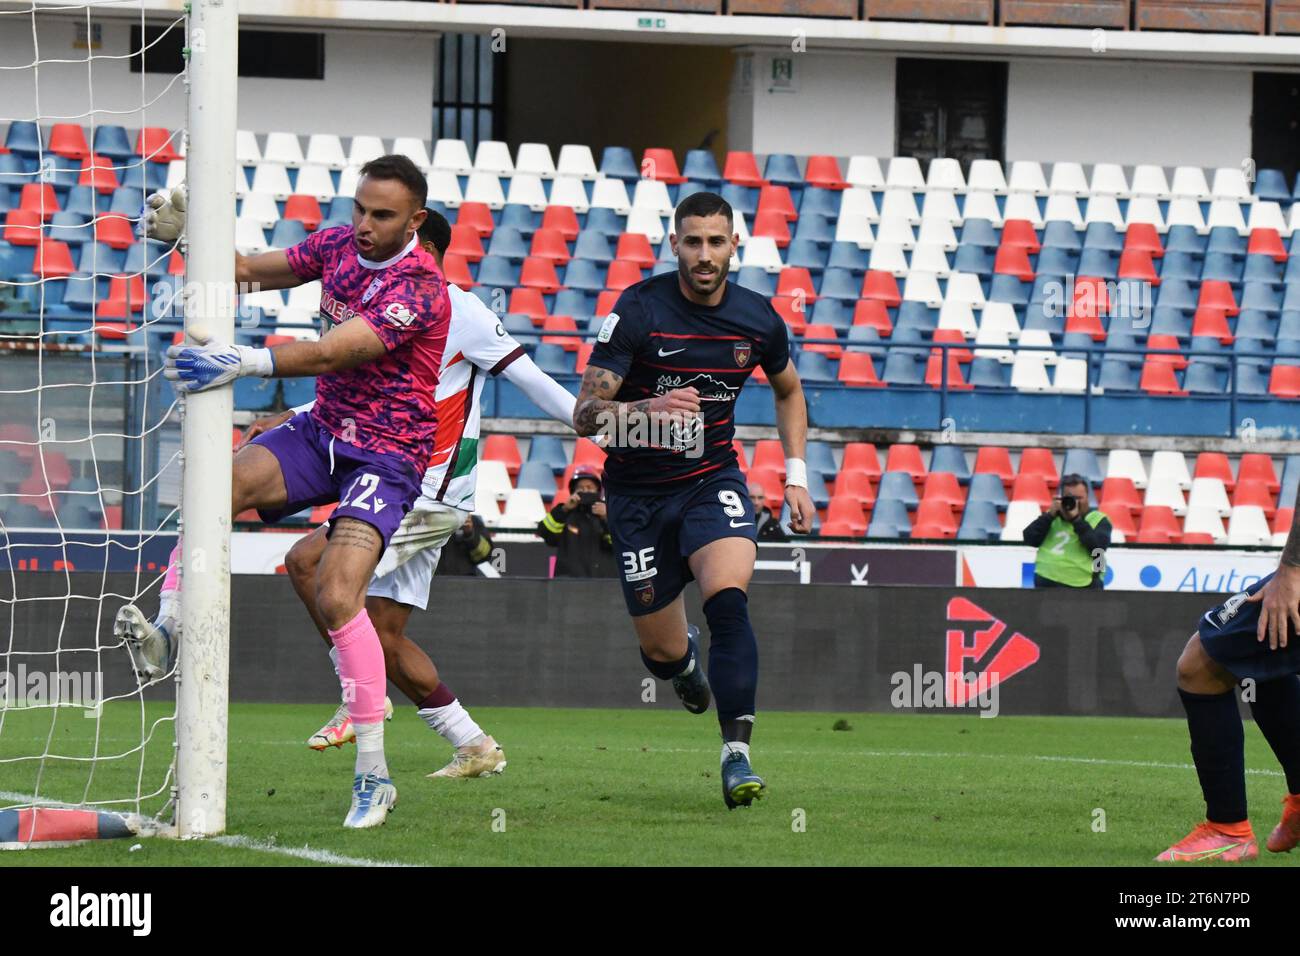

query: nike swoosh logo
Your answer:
[658,347,686,357]
[730,520,753,528]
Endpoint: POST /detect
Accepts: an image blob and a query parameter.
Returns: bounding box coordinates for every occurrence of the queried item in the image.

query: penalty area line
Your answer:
[212,834,414,867]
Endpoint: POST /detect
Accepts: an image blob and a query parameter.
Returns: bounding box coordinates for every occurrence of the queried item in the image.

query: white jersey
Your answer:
[418,284,526,511]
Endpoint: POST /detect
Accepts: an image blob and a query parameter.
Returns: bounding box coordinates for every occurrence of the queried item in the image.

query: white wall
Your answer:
[729,49,895,158]
[1006,59,1253,169]
[0,19,436,140]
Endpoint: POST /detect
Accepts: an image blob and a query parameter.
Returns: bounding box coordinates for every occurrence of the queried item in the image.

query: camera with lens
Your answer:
[1059,495,1079,516]
[577,491,600,509]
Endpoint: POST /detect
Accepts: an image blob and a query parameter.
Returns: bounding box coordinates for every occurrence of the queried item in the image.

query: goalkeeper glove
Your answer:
[143,186,186,243]
[165,330,275,394]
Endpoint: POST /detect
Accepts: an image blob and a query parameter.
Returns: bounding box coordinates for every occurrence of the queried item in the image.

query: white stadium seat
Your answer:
[337,166,362,200]
[835,215,874,248]
[263,131,304,168]
[910,243,951,277]
[874,217,916,250]
[506,173,549,212]
[919,190,961,226]
[885,156,925,191]
[1149,450,1192,490]
[501,488,547,527]
[838,187,879,224]
[590,177,632,215]
[1001,501,1043,541]
[166,159,186,191]
[926,157,965,192]
[1051,357,1088,394]
[632,179,674,216]
[305,134,346,170]
[426,169,464,208]
[879,190,921,227]
[347,135,385,167]
[464,172,507,210]
[250,163,293,201]
[944,272,986,309]
[967,159,1007,195]
[239,192,279,230]
[1089,163,1129,199]
[1206,200,1248,235]
[556,143,599,180]
[474,140,515,177]
[845,154,885,190]
[1130,165,1172,200]
[867,241,908,276]
[432,139,474,175]
[1008,160,1048,196]
[548,176,591,213]
[1211,166,1252,203]
[624,208,665,244]
[1170,165,1211,201]
[294,164,337,203]
[1107,448,1148,489]
[1083,195,1125,229]
[741,236,784,273]
[1165,198,1208,233]
[516,142,557,179]
[1003,192,1044,229]
[973,325,1014,364]
[1017,329,1057,365]
[1041,194,1083,230]
[980,301,1021,339]
[1248,201,1288,235]
[902,271,943,308]
[476,459,514,505]
[1124,197,1166,231]
[235,217,268,255]
[1048,161,1088,197]
[1143,476,1187,516]
[392,137,431,170]
[236,130,262,166]
[287,281,322,315]
[917,217,958,251]
[1226,506,1271,546]
[1187,477,1231,517]
[960,191,1003,226]
[937,300,978,337]
[1183,506,1228,544]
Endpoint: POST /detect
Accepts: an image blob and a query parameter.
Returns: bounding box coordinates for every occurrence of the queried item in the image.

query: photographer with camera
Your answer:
[1022,472,1113,589]
[435,513,495,577]
[537,464,617,578]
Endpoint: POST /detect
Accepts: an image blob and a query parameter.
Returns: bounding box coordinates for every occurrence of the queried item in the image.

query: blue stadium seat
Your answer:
[599,146,639,182]
[46,212,90,246]
[787,238,828,272]
[4,121,41,156]
[796,351,835,382]
[1040,221,1082,252]
[1149,307,1191,338]
[109,186,149,217]
[1077,247,1117,279]
[1022,303,1064,337]
[1235,362,1270,396]
[1034,247,1078,278]
[1280,455,1300,505]
[867,498,911,539]
[326,195,354,221]
[826,241,869,274]
[1201,252,1243,284]
[720,183,758,217]
[953,245,994,276]
[792,213,834,245]
[682,150,721,185]
[967,473,1008,511]
[1097,359,1139,391]
[803,470,831,510]
[582,207,623,237]
[968,357,1009,388]
[1,503,54,528]
[956,501,1002,541]
[555,289,594,320]
[469,286,496,310]
[60,186,101,220]
[532,343,574,375]
[1082,222,1122,253]
[1255,169,1291,204]
[1156,279,1197,312]
[1165,226,1206,255]
[516,460,558,496]
[735,267,774,297]
[1278,311,1300,342]
[1159,252,1202,283]
[270,219,308,249]
[560,258,605,292]
[526,434,568,474]
[1244,255,1283,284]
[1106,328,1148,358]
[882,351,922,386]
[929,444,970,482]
[672,181,707,205]
[1060,331,1094,359]
[123,240,173,280]
[119,161,167,195]
[1275,338,1300,367]
[572,229,613,264]
[845,325,886,358]
[889,325,928,358]
[1189,335,1231,367]
[799,188,840,221]
[1233,337,1271,367]
[988,274,1030,307]
[810,298,850,329]
[894,301,935,335]
[817,267,859,301]
[1206,227,1247,257]
[1241,283,1283,313]
[1283,285,1300,313]
[487,226,530,261]
[959,219,999,249]
[0,154,30,190]
[650,259,676,277]
[806,440,838,480]
[499,204,538,236]
[762,154,802,188]
[1061,448,1103,487]
[477,256,521,289]
[61,275,104,312]
[877,471,920,510]
[234,376,278,411]
[1,244,36,278]
[92,125,133,160]
[503,313,537,342]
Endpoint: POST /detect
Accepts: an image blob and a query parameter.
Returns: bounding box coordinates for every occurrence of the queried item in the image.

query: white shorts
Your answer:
[367,500,467,610]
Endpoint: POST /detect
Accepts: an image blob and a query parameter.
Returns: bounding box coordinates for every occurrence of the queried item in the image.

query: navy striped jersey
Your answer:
[588,271,790,495]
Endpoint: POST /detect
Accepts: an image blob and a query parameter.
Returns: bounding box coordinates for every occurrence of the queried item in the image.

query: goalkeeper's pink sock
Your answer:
[329,608,388,777]
[158,538,182,625]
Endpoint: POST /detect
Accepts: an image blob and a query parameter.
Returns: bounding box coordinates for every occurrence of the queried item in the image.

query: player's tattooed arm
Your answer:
[573,365,629,436]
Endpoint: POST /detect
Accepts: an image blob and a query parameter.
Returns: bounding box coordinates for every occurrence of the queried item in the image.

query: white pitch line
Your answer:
[211,835,413,867]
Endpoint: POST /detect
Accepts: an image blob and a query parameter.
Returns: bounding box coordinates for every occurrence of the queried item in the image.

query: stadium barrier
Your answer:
[10,572,1240,718]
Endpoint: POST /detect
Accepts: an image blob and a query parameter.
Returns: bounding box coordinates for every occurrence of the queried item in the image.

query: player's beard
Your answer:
[681,256,729,297]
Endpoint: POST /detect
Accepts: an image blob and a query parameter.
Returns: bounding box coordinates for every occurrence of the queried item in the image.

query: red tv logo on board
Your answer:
[944,597,1040,706]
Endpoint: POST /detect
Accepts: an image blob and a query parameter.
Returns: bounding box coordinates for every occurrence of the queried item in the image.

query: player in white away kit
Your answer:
[243,211,577,777]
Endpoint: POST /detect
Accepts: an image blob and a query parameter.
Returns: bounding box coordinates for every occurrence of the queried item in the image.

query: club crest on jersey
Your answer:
[634,581,655,607]
[733,341,752,367]
[361,276,385,304]
[597,313,620,343]
[384,302,416,327]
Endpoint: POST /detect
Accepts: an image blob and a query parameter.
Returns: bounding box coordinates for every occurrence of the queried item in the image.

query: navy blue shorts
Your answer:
[606,467,758,616]
[1198,571,1300,683]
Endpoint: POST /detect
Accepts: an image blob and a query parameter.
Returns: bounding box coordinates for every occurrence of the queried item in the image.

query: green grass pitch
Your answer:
[1,702,1295,866]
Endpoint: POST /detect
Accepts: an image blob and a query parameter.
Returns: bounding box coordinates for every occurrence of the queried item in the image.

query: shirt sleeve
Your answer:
[283,225,342,283]
[457,290,526,375]
[362,270,451,352]
[587,287,647,381]
[760,302,791,376]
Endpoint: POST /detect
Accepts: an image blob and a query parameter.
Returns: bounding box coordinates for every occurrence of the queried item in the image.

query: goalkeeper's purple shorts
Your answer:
[250,410,421,548]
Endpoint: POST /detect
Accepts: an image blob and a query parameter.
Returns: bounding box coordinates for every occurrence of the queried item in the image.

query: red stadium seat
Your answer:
[820,520,863,538]
[776,268,817,302]
[541,315,580,351]
[833,469,876,508]
[34,239,75,279]
[482,435,522,477]
[722,151,764,188]
[98,274,146,318]
[79,155,118,194]
[1100,476,1143,513]
[1139,361,1187,396]
[931,328,973,362]
[1137,505,1181,543]
[508,287,548,321]
[441,252,474,288]
[924,352,972,390]
[572,437,606,468]
[49,123,90,161]
[35,451,72,489]
[4,208,41,245]
[284,194,322,232]
[1269,365,1300,399]
[1275,507,1294,536]
[594,290,621,317]
[885,444,926,483]
[852,299,893,336]
[19,183,59,220]
[448,224,485,263]
[1000,219,1041,253]
[310,503,337,524]
[1238,453,1279,492]
[640,148,685,184]
[912,500,958,539]
[614,232,655,267]
[456,202,495,238]
[529,227,571,265]
[94,213,136,250]
[1198,280,1239,316]
[605,260,642,292]
[826,496,868,534]
[993,245,1034,281]
[974,446,1015,488]
[541,205,580,241]
[1124,222,1163,258]
[1181,532,1216,545]
[573,342,593,374]
[842,443,882,483]
[746,467,783,512]
[1101,499,1137,537]
[1233,479,1276,518]
[756,185,797,221]
[1064,310,1106,340]
[1070,276,1109,320]
[1019,448,1060,490]
[752,209,791,247]
[521,256,563,293]
[1194,452,1235,492]
[750,364,768,384]
[1146,334,1187,368]
[1010,473,1052,508]
[861,271,901,307]
[1118,248,1159,285]
[771,295,808,333]
[802,323,842,359]
[1191,307,1232,344]
[804,155,848,190]
[168,249,185,275]
[837,352,883,387]
[93,318,134,340]
[732,440,749,472]
[136,127,182,163]
[1247,228,1287,262]
[752,439,785,476]
[921,471,965,511]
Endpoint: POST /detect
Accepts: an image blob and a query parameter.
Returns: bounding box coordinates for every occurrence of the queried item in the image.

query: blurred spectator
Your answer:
[538,464,616,578]
[750,482,786,542]
[435,513,495,576]
[1022,473,1112,589]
